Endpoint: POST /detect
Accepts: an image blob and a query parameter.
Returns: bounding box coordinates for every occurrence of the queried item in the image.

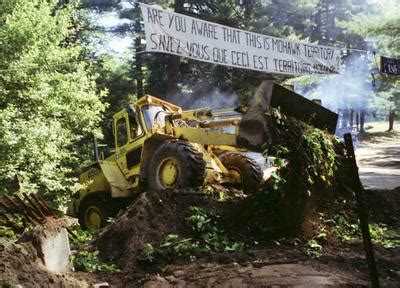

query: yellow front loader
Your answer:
[67,81,338,229]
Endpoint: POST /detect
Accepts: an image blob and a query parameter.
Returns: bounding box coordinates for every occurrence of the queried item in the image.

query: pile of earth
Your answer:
[0,218,95,287]
[90,184,400,287]
[365,187,400,226]
[94,188,226,272]
[1,186,399,287]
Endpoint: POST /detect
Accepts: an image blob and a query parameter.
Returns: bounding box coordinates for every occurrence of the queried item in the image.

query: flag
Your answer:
[380,56,400,75]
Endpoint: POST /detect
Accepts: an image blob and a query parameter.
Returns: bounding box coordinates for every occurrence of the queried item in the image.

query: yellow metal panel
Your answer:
[136,95,182,112]
[99,161,132,198]
[79,166,109,199]
[173,127,238,146]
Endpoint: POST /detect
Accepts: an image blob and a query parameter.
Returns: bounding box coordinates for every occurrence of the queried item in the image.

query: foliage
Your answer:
[187,206,245,252]
[47,224,114,272]
[325,214,400,249]
[0,0,106,206]
[305,238,323,258]
[266,145,288,191]
[266,109,340,197]
[0,225,17,241]
[201,185,234,201]
[94,56,136,145]
[138,243,156,264]
[245,110,346,236]
[70,250,119,273]
[369,223,400,249]
[0,214,31,240]
[161,234,203,257]
[160,206,244,258]
[69,224,97,246]
[324,214,359,241]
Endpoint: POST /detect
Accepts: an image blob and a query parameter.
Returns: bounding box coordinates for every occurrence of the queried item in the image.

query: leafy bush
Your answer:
[69,225,97,246]
[68,225,118,272]
[70,250,119,273]
[325,214,400,249]
[160,207,244,258]
[138,243,156,263]
[305,239,323,258]
[0,214,30,241]
[266,111,340,197]
[369,223,400,249]
[0,0,106,207]
[187,206,244,252]
[254,109,345,236]
[0,226,17,240]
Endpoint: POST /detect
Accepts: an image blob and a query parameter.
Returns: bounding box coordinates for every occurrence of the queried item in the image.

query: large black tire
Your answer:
[78,196,109,230]
[219,152,263,195]
[148,140,206,190]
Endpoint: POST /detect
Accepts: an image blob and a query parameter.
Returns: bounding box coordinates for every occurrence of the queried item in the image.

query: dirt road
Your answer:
[355,122,400,190]
[142,262,365,287]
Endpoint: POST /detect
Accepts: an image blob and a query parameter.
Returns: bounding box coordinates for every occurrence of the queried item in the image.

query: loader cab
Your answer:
[135,95,183,132]
[112,105,147,178]
[113,105,143,150]
[141,104,171,130]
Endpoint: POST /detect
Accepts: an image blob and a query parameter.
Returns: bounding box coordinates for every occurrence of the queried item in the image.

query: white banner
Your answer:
[140,3,342,76]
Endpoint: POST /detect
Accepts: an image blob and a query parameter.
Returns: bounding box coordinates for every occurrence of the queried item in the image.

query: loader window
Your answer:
[128,114,142,140]
[116,117,128,147]
[142,105,169,129]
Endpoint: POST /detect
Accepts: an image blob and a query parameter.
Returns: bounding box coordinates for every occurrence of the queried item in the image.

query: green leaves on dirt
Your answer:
[321,213,400,250]
[328,214,400,249]
[253,109,345,236]
[304,213,400,259]
[164,206,244,255]
[69,225,97,246]
[305,238,323,258]
[138,243,156,263]
[68,225,119,272]
[70,250,119,273]
[139,206,244,264]
[0,226,17,241]
[267,111,340,197]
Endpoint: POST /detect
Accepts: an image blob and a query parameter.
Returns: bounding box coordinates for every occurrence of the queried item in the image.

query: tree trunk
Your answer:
[356,112,360,132]
[134,3,143,97]
[360,110,366,133]
[388,109,395,131]
[350,109,354,130]
[135,37,143,97]
[165,0,185,100]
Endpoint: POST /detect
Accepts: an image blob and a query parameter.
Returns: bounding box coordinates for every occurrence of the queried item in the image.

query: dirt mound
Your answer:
[94,189,220,270]
[365,187,400,225]
[0,230,85,287]
[89,186,400,287]
[0,241,79,287]
[0,218,117,287]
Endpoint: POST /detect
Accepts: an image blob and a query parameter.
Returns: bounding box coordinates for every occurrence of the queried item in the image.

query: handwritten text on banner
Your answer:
[140,4,342,76]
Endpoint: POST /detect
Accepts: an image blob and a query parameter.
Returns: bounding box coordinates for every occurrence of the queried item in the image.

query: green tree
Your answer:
[95,56,136,144]
[0,0,106,206]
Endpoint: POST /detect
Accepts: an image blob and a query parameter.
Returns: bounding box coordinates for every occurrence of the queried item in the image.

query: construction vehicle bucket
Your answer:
[238,81,338,151]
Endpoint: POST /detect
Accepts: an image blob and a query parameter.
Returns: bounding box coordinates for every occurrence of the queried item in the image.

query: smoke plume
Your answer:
[295,52,375,112]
